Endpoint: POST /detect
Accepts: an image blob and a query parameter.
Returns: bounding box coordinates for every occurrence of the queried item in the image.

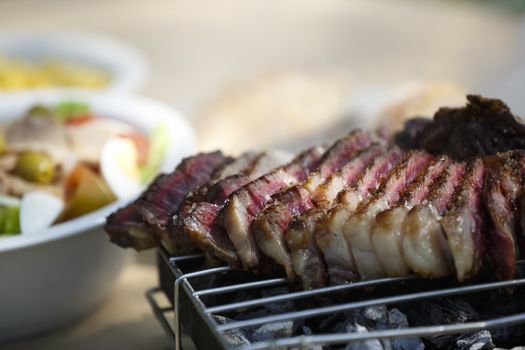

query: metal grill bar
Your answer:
[174,266,231,350]
[194,278,287,297]
[170,254,204,263]
[239,311,525,350]
[217,277,525,331]
[206,275,418,314]
[161,249,525,350]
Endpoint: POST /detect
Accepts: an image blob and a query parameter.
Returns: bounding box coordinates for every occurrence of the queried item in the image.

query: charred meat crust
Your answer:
[395,95,525,160]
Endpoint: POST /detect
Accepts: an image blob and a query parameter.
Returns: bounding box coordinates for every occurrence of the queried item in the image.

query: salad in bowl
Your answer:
[0,100,169,237]
[0,90,194,340]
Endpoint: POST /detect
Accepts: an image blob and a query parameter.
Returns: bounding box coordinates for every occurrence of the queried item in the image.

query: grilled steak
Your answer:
[343,151,434,280]
[223,146,325,269]
[105,151,229,253]
[313,147,404,286]
[175,151,292,265]
[372,156,450,277]
[253,130,374,276]
[483,152,525,280]
[105,94,525,287]
[402,161,466,278]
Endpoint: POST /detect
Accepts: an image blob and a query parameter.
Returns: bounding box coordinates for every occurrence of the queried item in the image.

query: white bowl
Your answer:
[0,90,195,341]
[0,31,149,92]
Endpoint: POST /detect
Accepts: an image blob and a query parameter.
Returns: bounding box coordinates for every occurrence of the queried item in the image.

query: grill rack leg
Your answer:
[146,288,176,343]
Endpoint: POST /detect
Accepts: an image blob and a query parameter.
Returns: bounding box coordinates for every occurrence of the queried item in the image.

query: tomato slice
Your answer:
[64,114,97,126]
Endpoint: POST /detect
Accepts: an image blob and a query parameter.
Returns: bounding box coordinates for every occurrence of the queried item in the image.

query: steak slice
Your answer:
[402,161,466,278]
[441,158,485,281]
[312,146,404,287]
[287,208,327,289]
[343,151,434,280]
[222,146,325,269]
[175,151,292,265]
[104,202,158,250]
[253,130,374,276]
[135,151,230,253]
[483,152,525,280]
[372,156,450,277]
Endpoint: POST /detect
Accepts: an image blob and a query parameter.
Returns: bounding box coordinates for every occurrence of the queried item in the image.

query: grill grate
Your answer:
[147,247,525,350]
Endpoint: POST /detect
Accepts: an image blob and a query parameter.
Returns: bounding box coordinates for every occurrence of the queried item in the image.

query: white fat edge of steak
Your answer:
[441,158,485,282]
[313,146,405,284]
[372,156,450,277]
[343,151,434,280]
[254,132,374,277]
[402,161,466,279]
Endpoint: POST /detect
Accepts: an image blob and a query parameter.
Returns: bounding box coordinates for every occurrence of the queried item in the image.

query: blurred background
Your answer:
[1,0,525,349]
[3,0,525,152]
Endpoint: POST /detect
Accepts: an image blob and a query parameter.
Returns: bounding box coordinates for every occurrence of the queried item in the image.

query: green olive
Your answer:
[26,105,54,119]
[13,152,55,184]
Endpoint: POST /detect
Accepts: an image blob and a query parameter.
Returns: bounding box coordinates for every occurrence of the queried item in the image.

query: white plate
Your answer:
[0,31,149,92]
[0,90,195,341]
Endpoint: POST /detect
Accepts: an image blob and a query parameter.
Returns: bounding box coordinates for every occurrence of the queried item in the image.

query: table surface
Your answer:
[0,0,523,349]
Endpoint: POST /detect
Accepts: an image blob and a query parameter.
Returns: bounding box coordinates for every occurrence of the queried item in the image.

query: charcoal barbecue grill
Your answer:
[147,247,525,350]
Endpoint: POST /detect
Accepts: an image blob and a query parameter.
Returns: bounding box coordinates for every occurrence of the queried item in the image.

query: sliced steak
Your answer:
[281,145,384,285]
[106,151,229,253]
[441,158,485,281]
[253,131,373,276]
[176,151,292,265]
[279,145,385,284]
[254,186,315,276]
[402,161,466,278]
[104,202,157,250]
[371,156,450,277]
[275,144,384,284]
[222,146,325,269]
[343,151,434,280]
[483,152,524,280]
[313,146,404,286]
